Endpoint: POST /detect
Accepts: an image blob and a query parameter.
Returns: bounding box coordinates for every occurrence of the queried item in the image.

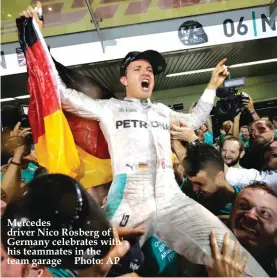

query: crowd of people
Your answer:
[1,2,277,278]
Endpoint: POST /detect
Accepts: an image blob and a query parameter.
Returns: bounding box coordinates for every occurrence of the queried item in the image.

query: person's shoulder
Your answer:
[152,102,172,113]
[101,97,117,103]
[101,98,124,109]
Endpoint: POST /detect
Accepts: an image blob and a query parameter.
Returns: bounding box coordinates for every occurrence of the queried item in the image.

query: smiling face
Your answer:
[120,59,154,99]
[240,126,249,140]
[188,169,224,199]
[221,140,243,167]
[230,188,277,251]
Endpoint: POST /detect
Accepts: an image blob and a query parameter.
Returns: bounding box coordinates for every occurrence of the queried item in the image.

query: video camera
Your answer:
[215,77,249,118]
[1,104,33,153]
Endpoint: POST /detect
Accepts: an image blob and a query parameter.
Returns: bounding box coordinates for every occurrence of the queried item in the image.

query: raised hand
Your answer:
[208,58,229,90]
[18,1,43,31]
[206,232,248,277]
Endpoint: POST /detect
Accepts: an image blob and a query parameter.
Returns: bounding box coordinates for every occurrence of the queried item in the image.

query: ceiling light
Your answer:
[15,95,30,99]
[7,14,12,17]
[48,7,52,11]
[229,58,277,68]
[0,98,15,102]
[166,58,277,77]
[166,68,213,77]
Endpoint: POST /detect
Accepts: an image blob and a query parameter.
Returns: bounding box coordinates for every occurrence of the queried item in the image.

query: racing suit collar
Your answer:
[124,97,152,107]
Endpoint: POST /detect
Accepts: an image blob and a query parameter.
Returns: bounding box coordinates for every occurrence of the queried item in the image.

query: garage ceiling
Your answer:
[1,36,277,100]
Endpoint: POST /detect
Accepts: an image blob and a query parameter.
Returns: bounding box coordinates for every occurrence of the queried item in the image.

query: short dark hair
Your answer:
[240,125,248,130]
[251,119,275,130]
[182,143,224,177]
[223,136,245,152]
[239,181,277,199]
[272,115,277,122]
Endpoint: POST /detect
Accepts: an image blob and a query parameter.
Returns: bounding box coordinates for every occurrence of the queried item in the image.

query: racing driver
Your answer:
[57,55,267,276]
[19,5,268,276]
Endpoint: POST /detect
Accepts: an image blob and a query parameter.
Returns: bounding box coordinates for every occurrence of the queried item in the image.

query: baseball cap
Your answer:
[120,50,166,77]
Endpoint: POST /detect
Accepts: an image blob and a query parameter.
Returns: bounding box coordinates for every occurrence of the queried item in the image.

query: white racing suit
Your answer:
[60,82,268,277]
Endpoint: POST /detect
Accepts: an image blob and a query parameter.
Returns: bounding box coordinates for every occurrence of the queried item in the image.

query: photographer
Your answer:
[1,122,36,201]
[243,95,260,121]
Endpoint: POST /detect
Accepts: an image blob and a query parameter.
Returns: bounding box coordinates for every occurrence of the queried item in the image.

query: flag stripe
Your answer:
[77,147,113,188]
[26,40,61,117]
[34,110,80,176]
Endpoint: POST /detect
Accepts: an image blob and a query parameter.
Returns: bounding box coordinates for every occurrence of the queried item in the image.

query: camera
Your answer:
[215,77,249,117]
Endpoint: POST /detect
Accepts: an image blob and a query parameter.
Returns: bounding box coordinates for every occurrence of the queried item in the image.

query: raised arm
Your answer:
[20,4,109,121]
[171,58,228,129]
[233,112,241,138]
[58,78,109,121]
[1,123,30,201]
[243,95,260,121]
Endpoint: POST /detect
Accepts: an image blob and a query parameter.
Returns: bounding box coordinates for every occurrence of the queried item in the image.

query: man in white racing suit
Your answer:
[56,49,268,276]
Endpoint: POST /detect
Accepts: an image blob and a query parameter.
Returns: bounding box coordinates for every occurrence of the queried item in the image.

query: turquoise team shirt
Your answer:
[218,186,241,215]
[239,134,250,149]
[0,162,37,184]
[47,267,77,277]
[204,131,213,145]
[21,163,37,183]
[142,235,180,276]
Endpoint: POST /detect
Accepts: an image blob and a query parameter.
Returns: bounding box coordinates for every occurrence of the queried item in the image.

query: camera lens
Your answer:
[218,102,232,114]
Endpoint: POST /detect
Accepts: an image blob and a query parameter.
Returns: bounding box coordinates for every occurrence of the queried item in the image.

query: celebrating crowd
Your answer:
[1,2,277,278]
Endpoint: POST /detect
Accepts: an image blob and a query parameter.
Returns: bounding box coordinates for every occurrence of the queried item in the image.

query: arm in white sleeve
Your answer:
[170,89,216,129]
[58,76,109,121]
[226,167,277,193]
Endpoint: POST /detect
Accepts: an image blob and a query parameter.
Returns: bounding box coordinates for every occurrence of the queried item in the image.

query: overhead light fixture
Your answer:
[229,58,277,68]
[166,58,277,77]
[0,95,30,102]
[48,7,52,11]
[15,95,30,99]
[0,98,15,102]
[167,68,213,77]
[7,14,12,17]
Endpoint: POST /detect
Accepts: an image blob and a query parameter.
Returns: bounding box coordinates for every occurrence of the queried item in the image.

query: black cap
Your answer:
[1,174,113,270]
[120,50,166,77]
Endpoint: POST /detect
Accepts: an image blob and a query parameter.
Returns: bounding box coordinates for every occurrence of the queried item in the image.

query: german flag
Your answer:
[16,17,112,188]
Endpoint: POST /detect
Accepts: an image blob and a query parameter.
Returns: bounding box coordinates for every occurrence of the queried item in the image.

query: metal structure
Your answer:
[84,0,105,53]
[2,37,277,100]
